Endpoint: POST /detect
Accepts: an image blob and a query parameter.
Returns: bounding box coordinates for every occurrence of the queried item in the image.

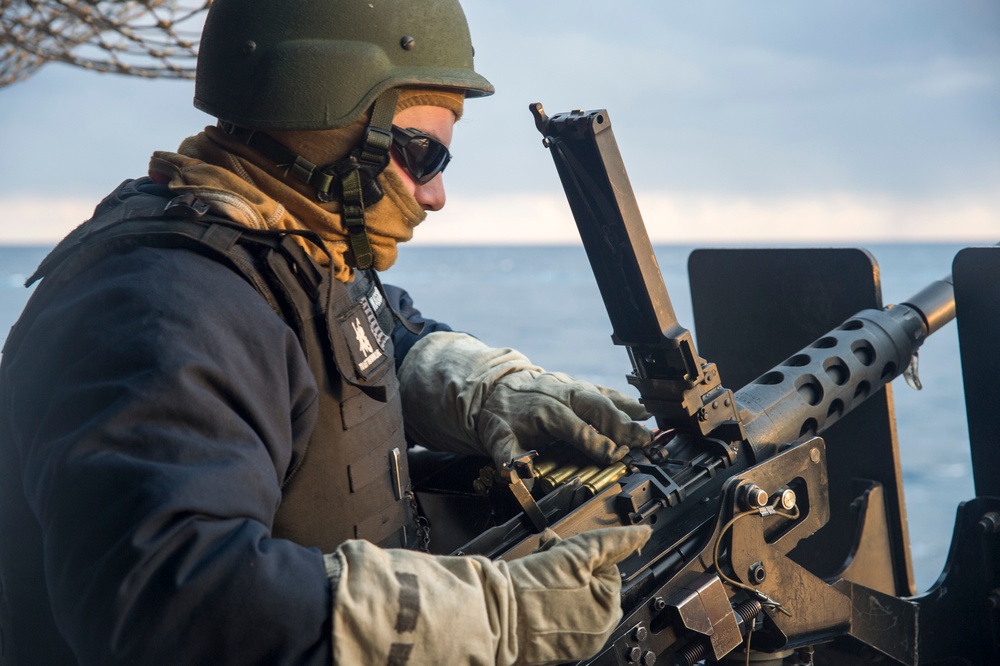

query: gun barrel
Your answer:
[735,291,947,461]
[902,274,955,336]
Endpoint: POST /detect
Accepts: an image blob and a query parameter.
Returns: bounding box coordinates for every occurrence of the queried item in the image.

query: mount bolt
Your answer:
[739,484,769,510]
[977,511,1000,534]
[780,489,797,510]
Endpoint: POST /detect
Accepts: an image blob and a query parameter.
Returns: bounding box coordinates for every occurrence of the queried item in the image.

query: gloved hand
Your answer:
[325,525,652,665]
[398,331,651,468]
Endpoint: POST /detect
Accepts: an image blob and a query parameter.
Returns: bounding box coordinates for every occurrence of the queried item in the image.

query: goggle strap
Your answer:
[220,122,338,198]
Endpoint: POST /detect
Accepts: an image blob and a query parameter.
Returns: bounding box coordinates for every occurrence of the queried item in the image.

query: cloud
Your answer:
[406,190,1000,245]
[634,191,1000,244]
[909,57,998,97]
[457,1,1000,200]
[1,196,93,244]
[3,189,995,246]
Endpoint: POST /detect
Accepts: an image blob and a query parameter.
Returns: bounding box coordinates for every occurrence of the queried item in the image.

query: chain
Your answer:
[406,491,432,553]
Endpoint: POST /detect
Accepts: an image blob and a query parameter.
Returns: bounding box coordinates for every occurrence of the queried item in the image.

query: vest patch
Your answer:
[342,303,388,378]
[366,282,384,312]
[360,294,390,352]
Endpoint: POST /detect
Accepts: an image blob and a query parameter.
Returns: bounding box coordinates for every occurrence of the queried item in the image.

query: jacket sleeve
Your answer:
[382,282,453,369]
[3,247,332,665]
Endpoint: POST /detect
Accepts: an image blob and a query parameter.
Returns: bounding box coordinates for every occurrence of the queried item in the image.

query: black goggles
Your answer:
[391,125,452,185]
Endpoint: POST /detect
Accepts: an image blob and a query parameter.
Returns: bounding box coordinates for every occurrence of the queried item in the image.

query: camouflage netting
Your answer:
[0,0,212,88]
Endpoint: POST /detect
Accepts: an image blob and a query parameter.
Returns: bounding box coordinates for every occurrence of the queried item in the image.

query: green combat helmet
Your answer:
[194,0,493,130]
[192,0,494,268]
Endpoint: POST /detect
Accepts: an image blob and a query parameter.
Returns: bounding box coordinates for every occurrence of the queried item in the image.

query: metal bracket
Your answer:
[666,573,744,660]
[501,452,548,532]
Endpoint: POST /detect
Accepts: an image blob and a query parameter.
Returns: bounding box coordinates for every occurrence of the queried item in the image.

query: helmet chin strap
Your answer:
[219,88,400,271]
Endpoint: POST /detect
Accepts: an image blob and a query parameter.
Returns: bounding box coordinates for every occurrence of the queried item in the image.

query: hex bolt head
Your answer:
[642,650,657,666]
[633,625,648,642]
[627,646,642,663]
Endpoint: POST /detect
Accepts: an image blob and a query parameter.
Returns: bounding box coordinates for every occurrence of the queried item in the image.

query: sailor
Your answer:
[0,1,653,663]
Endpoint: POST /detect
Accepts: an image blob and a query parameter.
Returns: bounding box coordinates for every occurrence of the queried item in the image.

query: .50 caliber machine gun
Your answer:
[449,105,1000,665]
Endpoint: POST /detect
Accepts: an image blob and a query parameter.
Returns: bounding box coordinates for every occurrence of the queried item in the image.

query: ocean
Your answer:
[0,241,978,592]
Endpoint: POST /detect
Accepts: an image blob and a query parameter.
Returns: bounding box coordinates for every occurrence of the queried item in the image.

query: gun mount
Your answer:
[447,106,999,664]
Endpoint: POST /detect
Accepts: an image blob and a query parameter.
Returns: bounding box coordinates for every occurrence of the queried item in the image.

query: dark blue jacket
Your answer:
[0,182,450,665]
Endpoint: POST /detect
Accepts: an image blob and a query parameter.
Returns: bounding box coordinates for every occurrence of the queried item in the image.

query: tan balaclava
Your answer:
[149,89,464,282]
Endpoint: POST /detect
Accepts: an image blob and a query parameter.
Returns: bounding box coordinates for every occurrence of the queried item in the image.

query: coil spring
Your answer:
[735,597,763,625]
[674,598,761,666]
[676,641,707,666]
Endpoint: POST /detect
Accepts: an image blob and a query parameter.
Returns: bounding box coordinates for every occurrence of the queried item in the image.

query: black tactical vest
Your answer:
[13,178,418,551]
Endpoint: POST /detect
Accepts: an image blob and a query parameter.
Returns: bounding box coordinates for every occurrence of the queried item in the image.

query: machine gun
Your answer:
[449,106,1000,665]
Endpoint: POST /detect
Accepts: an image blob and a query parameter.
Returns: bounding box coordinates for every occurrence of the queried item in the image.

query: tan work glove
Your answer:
[326,525,652,665]
[398,331,651,468]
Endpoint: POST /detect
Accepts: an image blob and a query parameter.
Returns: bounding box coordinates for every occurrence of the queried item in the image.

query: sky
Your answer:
[0,0,998,245]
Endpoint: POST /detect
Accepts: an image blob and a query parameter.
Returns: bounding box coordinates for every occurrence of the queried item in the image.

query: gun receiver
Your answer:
[455,105,998,664]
